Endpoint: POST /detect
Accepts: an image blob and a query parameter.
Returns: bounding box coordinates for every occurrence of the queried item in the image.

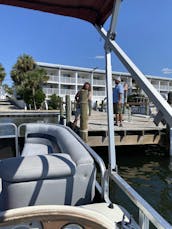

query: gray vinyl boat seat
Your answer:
[21,127,60,156]
[0,123,96,211]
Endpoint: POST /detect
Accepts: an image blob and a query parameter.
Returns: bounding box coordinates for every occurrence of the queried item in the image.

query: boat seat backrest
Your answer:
[21,124,94,166]
[0,124,96,211]
[21,125,60,156]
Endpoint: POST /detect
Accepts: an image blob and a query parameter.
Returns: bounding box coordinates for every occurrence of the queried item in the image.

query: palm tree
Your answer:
[24,68,48,109]
[0,63,6,84]
[10,54,48,109]
[11,54,36,85]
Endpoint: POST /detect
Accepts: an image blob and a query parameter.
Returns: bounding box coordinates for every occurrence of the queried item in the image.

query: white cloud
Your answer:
[161,67,172,74]
[95,55,105,59]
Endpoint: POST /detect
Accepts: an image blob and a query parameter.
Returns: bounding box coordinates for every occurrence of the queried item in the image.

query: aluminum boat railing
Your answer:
[110,171,171,229]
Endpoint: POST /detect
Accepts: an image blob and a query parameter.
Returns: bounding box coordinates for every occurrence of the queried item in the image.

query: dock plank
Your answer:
[71,110,166,147]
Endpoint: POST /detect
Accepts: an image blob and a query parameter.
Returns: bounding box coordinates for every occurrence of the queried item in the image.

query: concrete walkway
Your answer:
[0,99,19,111]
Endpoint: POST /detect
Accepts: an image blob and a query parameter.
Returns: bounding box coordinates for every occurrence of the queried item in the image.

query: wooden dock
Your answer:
[0,98,167,147]
[71,110,166,147]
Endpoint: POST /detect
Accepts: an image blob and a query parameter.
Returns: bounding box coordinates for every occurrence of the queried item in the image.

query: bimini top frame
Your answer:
[1,1,172,228]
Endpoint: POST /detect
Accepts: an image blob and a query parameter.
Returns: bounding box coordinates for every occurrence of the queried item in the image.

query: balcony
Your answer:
[43,88,59,95]
[48,75,59,83]
[60,76,76,84]
[93,79,105,86]
[60,89,76,95]
[77,78,90,84]
[159,85,169,91]
[93,91,106,96]
[152,84,159,90]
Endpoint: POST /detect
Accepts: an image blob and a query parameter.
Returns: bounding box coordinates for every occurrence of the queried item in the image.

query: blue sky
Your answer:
[0,0,172,86]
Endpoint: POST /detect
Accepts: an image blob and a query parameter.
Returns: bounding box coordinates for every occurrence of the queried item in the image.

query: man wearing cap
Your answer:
[113,76,124,127]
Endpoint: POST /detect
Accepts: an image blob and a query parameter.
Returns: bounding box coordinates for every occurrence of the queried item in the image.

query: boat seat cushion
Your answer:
[0,154,76,182]
[0,124,96,210]
[21,132,60,156]
[21,143,54,156]
[0,151,95,210]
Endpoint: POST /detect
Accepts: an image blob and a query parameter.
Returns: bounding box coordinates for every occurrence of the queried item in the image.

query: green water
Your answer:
[96,146,172,227]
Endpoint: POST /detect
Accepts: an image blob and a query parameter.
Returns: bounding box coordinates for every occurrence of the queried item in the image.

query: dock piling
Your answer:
[65,95,71,125]
[59,97,66,125]
[127,106,132,122]
[80,90,88,142]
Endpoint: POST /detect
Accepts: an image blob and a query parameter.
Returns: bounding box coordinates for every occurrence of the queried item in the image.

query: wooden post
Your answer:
[127,106,131,122]
[95,101,98,111]
[100,100,104,112]
[65,95,71,125]
[60,97,63,117]
[71,101,76,115]
[60,97,65,125]
[80,90,88,142]
[145,98,149,116]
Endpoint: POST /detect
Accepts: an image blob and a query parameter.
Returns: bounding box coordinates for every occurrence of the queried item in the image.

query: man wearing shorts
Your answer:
[113,76,124,127]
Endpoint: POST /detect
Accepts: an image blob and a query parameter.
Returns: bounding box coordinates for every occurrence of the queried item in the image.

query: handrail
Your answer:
[18,123,27,137]
[110,171,172,229]
[0,123,18,157]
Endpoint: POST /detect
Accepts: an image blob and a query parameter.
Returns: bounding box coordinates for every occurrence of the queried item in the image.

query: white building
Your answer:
[37,62,172,105]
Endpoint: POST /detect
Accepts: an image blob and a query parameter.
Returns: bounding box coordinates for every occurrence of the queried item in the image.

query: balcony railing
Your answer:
[43,88,59,94]
[60,76,76,84]
[160,85,169,91]
[48,75,59,82]
[77,78,90,84]
[93,79,105,86]
[93,91,106,96]
[60,89,76,95]
[152,84,159,88]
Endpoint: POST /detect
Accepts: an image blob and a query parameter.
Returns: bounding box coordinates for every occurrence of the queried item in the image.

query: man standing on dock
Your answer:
[113,76,124,127]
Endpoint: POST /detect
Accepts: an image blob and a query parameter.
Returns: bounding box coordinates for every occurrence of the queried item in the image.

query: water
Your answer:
[96,146,172,226]
[0,116,59,126]
[0,116,171,226]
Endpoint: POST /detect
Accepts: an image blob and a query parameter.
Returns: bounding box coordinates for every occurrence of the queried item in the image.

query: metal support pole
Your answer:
[108,0,122,37]
[170,128,172,157]
[139,210,149,229]
[105,47,116,171]
[167,92,172,156]
[102,0,122,172]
